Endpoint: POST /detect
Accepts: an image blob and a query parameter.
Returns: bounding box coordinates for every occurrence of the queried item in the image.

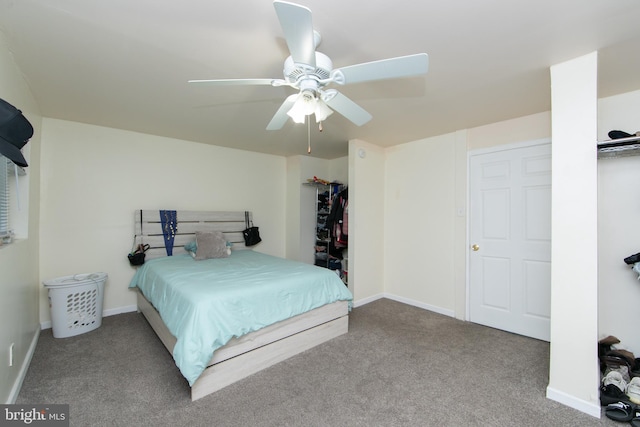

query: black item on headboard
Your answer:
[243,211,261,246]
[128,244,149,266]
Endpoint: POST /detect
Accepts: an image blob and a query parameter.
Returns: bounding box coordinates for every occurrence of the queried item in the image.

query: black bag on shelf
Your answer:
[243,211,262,246]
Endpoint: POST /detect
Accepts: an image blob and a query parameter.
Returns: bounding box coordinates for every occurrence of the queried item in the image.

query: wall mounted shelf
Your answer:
[597,134,640,159]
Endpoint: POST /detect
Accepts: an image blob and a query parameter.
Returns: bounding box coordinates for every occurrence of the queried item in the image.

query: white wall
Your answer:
[384,133,457,315]
[597,89,640,354]
[285,156,304,262]
[38,119,287,324]
[349,140,385,302]
[0,33,42,403]
[328,157,348,185]
[467,111,552,150]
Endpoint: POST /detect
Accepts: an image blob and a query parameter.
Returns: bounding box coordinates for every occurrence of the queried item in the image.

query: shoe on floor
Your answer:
[605,401,637,422]
[628,377,640,405]
[601,371,629,406]
[605,364,631,383]
[601,383,628,406]
[631,405,640,427]
[604,371,628,391]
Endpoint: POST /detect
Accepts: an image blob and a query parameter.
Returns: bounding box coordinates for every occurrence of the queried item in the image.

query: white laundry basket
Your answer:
[43,272,108,338]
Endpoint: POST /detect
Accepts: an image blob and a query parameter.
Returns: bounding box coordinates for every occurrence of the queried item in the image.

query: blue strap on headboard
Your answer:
[160,210,177,256]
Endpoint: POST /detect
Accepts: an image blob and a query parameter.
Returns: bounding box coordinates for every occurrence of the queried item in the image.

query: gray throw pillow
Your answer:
[194,231,229,260]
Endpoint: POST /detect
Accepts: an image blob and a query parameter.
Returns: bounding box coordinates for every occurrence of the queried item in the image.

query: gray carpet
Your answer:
[18,299,617,427]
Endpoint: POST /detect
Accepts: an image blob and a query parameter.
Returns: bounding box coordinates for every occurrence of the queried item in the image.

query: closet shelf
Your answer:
[598,135,640,159]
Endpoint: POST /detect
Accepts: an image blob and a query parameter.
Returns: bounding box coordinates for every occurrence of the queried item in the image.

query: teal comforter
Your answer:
[129,250,353,385]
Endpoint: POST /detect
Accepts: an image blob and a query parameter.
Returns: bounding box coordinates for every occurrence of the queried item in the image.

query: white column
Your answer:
[547,52,600,417]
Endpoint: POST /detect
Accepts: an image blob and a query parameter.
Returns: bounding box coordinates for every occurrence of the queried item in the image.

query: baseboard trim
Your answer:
[353,293,384,308]
[383,293,456,318]
[40,304,138,330]
[6,328,39,404]
[104,304,138,317]
[352,293,455,318]
[546,386,601,418]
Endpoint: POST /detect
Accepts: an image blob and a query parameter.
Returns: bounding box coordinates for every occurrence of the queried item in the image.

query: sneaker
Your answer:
[601,371,629,406]
[628,377,640,405]
[604,371,628,393]
[605,365,631,384]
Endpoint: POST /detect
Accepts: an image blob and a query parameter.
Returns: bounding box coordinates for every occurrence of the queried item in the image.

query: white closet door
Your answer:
[469,142,551,341]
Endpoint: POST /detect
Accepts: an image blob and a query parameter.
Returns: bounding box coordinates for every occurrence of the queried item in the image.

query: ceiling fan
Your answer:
[189,0,429,130]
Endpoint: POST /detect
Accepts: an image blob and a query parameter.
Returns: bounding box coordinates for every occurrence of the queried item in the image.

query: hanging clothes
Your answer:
[342,199,348,236]
[327,188,348,250]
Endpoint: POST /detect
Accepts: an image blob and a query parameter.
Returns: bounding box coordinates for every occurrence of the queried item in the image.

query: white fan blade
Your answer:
[188,78,278,86]
[266,94,298,130]
[332,53,429,85]
[273,1,316,67]
[322,90,372,126]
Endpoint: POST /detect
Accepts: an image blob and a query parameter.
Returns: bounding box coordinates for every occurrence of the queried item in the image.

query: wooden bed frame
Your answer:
[132,210,350,401]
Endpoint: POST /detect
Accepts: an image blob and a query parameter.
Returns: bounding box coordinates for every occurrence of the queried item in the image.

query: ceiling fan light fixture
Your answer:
[286,95,312,124]
[287,111,307,124]
[287,89,326,124]
[314,100,333,123]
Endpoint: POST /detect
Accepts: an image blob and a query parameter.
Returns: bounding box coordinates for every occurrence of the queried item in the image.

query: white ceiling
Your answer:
[1,0,639,159]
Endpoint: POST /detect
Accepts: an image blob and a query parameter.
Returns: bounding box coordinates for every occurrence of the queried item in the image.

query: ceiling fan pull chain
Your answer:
[307,118,311,154]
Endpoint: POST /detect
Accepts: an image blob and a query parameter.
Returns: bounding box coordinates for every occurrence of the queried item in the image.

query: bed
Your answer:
[128,210,352,401]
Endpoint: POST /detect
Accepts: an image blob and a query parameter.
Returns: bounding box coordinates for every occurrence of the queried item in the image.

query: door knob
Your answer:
[472,244,480,251]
